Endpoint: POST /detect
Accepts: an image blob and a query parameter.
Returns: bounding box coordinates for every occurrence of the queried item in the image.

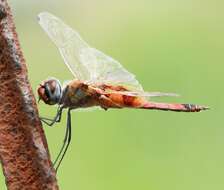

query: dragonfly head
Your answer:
[38,78,62,105]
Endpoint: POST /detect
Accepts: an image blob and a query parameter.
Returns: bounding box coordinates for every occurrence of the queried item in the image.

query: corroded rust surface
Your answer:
[0,1,59,189]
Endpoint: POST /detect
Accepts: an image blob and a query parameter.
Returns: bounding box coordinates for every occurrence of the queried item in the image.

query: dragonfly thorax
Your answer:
[38,78,62,105]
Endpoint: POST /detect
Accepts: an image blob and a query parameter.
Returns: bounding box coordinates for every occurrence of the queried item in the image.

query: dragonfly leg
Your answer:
[53,110,70,168]
[54,108,72,172]
[40,106,63,126]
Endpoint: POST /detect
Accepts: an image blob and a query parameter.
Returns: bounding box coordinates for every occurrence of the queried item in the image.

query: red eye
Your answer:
[37,85,49,103]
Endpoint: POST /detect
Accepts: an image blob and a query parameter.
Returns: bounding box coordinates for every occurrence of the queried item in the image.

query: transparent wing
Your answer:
[82,48,143,91]
[38,12,90,80]
[101,90,179,98]
[38,12,143,91]
[73,106,102,112]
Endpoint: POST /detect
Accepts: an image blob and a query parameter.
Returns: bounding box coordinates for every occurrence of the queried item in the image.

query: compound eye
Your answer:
[44,85,51,99]
[38,85,49,104]
[38,79,61,105]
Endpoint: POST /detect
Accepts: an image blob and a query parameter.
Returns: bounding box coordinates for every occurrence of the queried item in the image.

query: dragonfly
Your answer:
[37,12,208,172]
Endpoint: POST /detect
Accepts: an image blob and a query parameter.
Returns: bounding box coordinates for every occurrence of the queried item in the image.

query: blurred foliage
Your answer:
[0,0,223,189]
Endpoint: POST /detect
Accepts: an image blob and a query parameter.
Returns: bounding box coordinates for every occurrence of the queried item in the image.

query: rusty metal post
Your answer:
[0,1,59,189]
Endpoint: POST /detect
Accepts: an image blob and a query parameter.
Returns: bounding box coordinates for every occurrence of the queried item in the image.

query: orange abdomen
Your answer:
[106,93,146,108]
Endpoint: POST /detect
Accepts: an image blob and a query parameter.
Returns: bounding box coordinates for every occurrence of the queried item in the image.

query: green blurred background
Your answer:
[1,0,222,189]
